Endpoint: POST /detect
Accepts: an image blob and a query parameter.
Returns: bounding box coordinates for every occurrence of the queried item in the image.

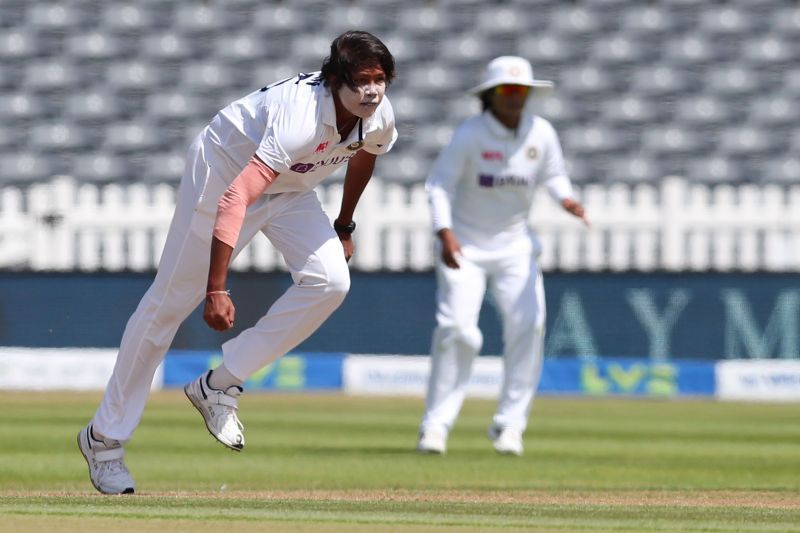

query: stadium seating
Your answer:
[0,0,796,186]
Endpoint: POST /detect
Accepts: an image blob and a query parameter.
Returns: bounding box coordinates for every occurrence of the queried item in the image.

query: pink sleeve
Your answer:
[212,156,277,247]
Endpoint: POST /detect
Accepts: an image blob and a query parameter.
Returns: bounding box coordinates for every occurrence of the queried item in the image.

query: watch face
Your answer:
[346,140,365,151]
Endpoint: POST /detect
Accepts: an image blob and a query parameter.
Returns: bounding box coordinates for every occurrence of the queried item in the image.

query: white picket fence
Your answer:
[2,176,800,272]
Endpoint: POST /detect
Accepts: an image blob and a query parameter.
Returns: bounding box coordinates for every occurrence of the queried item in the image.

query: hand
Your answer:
[203,292,236,331]
[439,229,461,269]
[337,232,354,262]
[561,198,590,227]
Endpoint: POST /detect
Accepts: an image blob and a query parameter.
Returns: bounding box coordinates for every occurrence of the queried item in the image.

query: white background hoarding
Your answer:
[716,360,800,402]
[343,355,503,397]
[0,348,163,391]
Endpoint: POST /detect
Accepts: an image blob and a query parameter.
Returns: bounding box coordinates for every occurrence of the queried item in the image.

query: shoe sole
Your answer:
[184,385,243,452]
[76,429,134,495]
[416,447,446,455]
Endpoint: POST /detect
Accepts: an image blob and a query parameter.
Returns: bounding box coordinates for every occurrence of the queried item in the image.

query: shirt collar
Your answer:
[320,86,338,128]
[482,110,533,139]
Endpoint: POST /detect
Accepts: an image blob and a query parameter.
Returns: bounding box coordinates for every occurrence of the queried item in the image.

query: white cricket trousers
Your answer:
[93,130,350,442]
[420,241,545,435]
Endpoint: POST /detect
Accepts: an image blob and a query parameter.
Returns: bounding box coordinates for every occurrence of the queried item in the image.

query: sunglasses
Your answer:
[494,84,531,96]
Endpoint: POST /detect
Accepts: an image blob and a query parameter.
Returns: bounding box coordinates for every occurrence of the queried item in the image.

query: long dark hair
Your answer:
[320,31,396,89]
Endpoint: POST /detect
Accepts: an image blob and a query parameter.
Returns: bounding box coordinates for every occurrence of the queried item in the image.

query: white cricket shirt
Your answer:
[206,71,397,194]
[426,110,574,251]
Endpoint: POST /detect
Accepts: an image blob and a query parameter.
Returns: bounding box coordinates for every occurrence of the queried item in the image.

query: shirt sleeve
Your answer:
[255,102,316,173]
[426,123,473,233]
[539,119,574,202]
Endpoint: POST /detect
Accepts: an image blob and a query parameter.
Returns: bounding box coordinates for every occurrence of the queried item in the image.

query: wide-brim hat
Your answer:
[468,55,554,97]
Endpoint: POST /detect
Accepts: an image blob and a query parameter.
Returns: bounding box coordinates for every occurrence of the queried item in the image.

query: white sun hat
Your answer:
[468,56,554,96]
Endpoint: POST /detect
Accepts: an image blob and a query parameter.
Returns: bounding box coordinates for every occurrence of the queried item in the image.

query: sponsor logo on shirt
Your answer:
[315,141,329,153]
[527,146,538,159]
[481,150,503,161]
[478,174,530,187]
[290,153,358,174]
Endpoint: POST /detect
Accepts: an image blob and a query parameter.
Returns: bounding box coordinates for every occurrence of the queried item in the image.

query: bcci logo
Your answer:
[290,162,315,174]
[346,140,365,151]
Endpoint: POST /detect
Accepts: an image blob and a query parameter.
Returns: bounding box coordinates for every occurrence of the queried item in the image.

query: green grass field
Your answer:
[1,391,798,531]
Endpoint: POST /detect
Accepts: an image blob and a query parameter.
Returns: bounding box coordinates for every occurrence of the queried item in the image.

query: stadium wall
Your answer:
[3,348,799,402]
[3,271,800,360]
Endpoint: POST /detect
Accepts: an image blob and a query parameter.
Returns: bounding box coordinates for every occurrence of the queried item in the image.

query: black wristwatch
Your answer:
[334,220,356,234]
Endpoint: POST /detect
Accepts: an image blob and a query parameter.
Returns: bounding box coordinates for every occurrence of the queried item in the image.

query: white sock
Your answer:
[208,363,244,391]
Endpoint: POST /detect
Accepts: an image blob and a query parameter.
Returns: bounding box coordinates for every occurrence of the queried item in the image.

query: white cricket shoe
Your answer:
[416,427,448,455]
[184,370,245,451]
[488,425,523,456]
[77,424,135,494]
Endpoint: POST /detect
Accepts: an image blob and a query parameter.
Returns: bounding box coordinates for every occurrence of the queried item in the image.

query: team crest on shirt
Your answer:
[346,140,365,151]
[527,146,538,159]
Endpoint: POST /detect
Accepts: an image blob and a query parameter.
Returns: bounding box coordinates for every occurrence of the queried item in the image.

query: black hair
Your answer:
[320,31,396,89]
[480,90,493,111]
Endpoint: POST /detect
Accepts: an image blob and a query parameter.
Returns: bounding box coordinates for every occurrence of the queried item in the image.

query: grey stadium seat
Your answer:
[141,33,196,61]
[772,6,800,38]
[101,3,158,33]
[662,35,726,66]
[686,155,745,185]
[146,93,209,122]
[608,154,663,184]
[531,94,581,125]
[559,65,616,95]
[563,125,627,157]
[704,66,763,97]
[517,35,584,66]
[0,153,57,183]
[213,35,267,63]
[398,4,458,35]
[474,5,528,35]
[674,96,732,128]
[27,4,83,31]
[249,4,307,33]
[761,157,800,184]
[741,36,796,65]
[718,127,784,158]
[24,61,80,92]
[0,30,39,60]
[180,62,241,94]
[0,93,46,120]
[641,126,712,156]
[602,96,664,126]
[748,96,800,129]
[65,92,122,123]
[698,6,758,36]
[0,126,24,150]
[621,6,678,35]
[104,122,164,153]
[173,4,234,34]
[550,5,605,36]
[439,35,496,66]
[375,152,427,184]
[70,154,130,183]
[143,152,187,184]
[66,32,125,61]
[106,61,166,91]
[590,35,654,66]
[30,123,90,151]
[630,66,693,96]
[325,5,390,35]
